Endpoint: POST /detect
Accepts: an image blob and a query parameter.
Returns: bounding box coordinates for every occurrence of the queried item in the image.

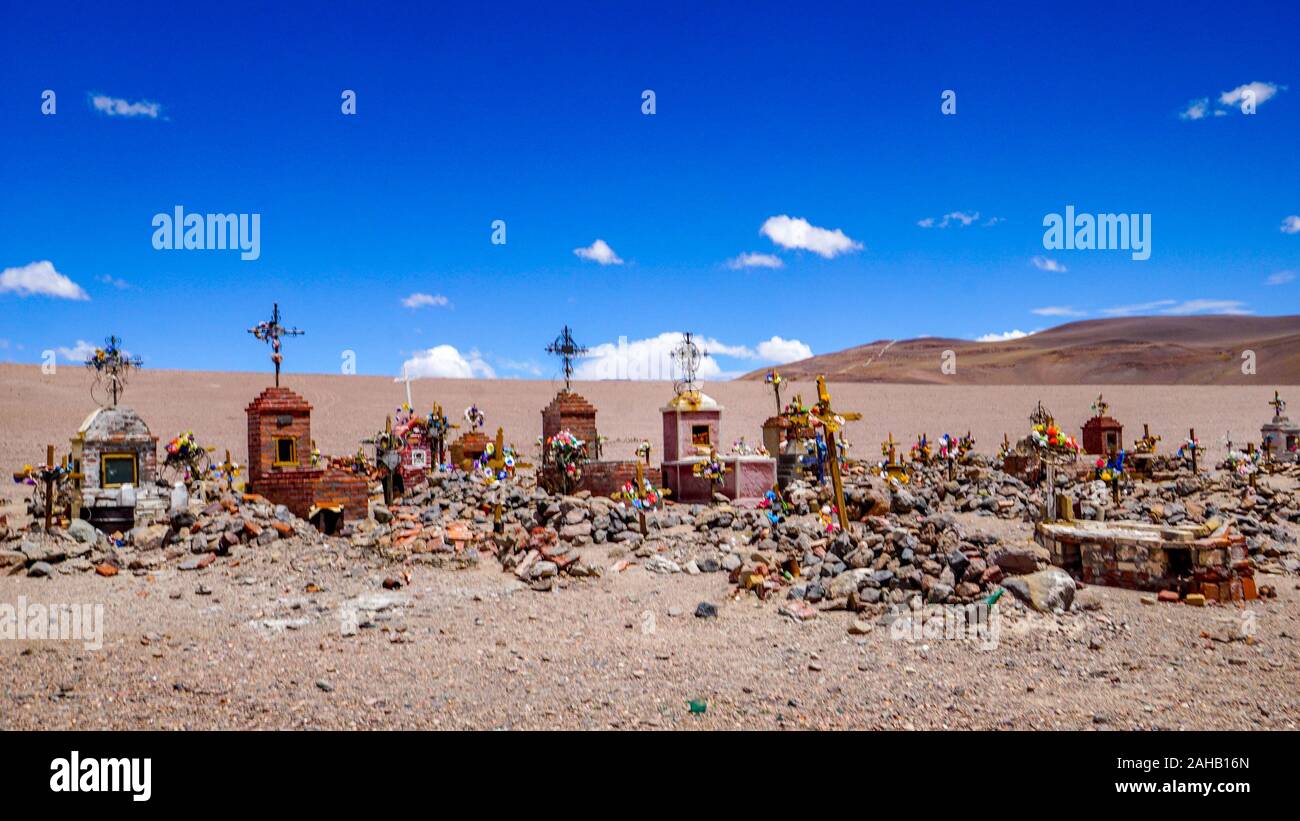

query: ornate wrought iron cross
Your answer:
[247,303,304,387]
[671,332,706,395]
[85,335,143,407]
[545,325,587,392]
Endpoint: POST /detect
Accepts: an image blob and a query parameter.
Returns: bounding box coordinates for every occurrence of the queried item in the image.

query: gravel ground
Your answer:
[3,520,1297,730]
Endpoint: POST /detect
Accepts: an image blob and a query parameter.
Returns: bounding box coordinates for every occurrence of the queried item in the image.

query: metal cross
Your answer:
[1270,391,1286,417]
[86,335,143,407]
[248,303,304,387]
[545,326,587,392]
[671,332,707,396]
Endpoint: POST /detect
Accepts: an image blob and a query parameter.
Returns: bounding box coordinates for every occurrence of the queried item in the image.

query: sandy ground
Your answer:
[2,364,1297,730]
[2,363,1293,513]
[1,529,1296,730]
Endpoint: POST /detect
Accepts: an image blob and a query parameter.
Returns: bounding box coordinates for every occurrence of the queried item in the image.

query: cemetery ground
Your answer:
[2,365,1297,730]
[0,519,1296,731]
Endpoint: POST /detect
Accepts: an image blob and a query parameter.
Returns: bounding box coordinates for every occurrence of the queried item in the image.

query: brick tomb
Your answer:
[660,391,774,503]
[540,390,660,496]
[245,386,368,528]
[1035,519,1255,599]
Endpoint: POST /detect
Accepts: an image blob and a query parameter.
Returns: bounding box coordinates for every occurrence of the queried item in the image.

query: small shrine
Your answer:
[1261,391,1299,464]
[373,371,434,498]
[1080,394,1123,456]
[244,305,368,531]
[659,333,774,503]
[538,326,660,494]
[449,403,490,470]
[73,337,167,531]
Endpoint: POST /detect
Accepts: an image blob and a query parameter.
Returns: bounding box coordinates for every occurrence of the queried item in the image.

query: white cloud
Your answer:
[1179,98,1210,120]
[1219,81,1283,109]
[1031,306,1086,317]
[755,336,813,363]
[1266,270,1295,286]
[1159,299,1251,316]
[56,340,97,362]
[90,94,161,118]
[1100,300,1177,316]
[399,345,496,379]
[1281,215,1300,234]
[573,239,624,265]
[917,211,996,229]
[401,292,449,309]
[0,260,90,300]
[1181,82,1285,120]
[726,252,784,270]
[1102,299,1250,317]
[976,329,1032,342]
[570,331,808,381]
[1030,256,1067,273]
[760,215,862,258]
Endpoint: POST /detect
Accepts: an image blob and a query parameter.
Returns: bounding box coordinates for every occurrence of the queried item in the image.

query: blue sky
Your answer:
[2,0,1297,381]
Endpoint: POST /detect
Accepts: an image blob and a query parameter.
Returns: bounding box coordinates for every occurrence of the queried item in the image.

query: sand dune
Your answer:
[742,315,1300,384]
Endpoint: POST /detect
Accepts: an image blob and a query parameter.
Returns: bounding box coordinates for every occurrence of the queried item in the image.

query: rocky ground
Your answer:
[2,459,1298,730]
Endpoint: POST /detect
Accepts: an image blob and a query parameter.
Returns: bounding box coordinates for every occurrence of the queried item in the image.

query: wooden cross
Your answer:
[68,436,85,521]
[248,303,304,387]
[40,445,55,531]
[218,449,239,491]
[429,403,456,466]
[487,427,507,473]
[1188,427,1198,474]
[545,326,587,393]
[1269,391,1286,418]
[633,462,650,535]
[809,376,860,532]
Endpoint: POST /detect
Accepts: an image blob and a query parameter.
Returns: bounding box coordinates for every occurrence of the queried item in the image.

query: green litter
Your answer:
[688,699,707,714]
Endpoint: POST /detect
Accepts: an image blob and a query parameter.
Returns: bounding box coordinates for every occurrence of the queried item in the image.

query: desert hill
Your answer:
[742,315,1300,384]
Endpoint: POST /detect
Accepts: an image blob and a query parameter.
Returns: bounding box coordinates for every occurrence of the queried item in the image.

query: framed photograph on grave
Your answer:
[102,452,138,488]
[409,449,429,469]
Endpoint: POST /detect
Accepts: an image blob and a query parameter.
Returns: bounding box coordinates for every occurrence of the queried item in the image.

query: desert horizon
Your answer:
[4,361,1294,516]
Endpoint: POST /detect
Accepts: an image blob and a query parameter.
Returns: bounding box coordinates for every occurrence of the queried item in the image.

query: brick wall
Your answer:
[540,459,660,497]
[246,387,313,484]
[314,467,370,522]
[541,392,599,463]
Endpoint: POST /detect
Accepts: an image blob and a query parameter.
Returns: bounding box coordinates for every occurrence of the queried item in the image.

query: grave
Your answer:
[244,305,368,529]
[538,326,660,495]
[658,333,774,503]
[1036,518,1254,599]
[449,403,490,470]
[1261,391,1299,464]
[72,337,168,531]
[1080,394,1123,456]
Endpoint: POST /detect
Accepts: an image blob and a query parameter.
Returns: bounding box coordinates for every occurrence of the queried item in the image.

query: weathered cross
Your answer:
[85,336,144,407]
[1269,391,1286,418]
[248,303,304,387]
[809,376,861,532]
[545,326,587,393]
[671,332,707,396]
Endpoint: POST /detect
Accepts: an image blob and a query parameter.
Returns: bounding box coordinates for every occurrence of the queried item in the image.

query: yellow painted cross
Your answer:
[810,376,861,531]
